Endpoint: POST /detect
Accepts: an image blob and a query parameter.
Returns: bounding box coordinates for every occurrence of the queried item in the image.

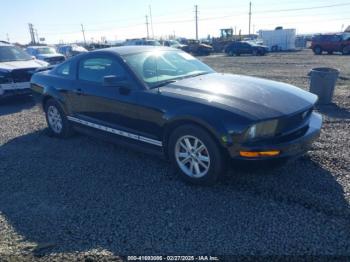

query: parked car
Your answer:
[57,44,88,58]
[124,39,161,46]
[225,41,269,56]
[31,46,322,185]
[162,40,187,50]
[0,41,49,97]
[311,33,350,55]
[26,46,65,65]
[181,39,213,55]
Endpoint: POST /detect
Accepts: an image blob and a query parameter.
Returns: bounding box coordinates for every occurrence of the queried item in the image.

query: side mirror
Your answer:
[103,75,131,95]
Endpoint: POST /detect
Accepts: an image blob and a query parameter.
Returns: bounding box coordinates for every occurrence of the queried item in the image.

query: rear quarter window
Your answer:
[54,62,71,77]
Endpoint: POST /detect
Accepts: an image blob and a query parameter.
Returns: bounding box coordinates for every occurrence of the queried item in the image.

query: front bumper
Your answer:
[0,82,31,97]
[228,112,322,160]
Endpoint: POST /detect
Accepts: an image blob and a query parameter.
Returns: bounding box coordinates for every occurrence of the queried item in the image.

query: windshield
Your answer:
[36,47,56,54]
[0,46,32,62]
[123,50,214,88]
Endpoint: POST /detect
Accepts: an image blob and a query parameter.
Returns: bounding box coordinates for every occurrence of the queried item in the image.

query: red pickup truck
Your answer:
[311,33,350,55]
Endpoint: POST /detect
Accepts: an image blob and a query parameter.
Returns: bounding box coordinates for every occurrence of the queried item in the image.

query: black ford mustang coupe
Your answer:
[31,46,322,185]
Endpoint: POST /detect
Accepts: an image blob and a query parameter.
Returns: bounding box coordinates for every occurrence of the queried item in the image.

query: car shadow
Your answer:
[316,103,350,120]
[0,95,37,116]
[0,130,349,256]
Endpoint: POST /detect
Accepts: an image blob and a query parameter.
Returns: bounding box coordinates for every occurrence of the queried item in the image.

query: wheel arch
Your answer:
[42,94,69,115]
[162,117,228,159]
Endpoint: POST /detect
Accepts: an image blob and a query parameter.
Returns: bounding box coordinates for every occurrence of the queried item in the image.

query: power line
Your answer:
[256,2,350,14]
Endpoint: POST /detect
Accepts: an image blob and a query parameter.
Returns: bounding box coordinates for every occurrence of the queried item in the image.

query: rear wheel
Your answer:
[252,49,258,56]
[313,46,322,55]
[44,99,74,138]
[168,125,226,185]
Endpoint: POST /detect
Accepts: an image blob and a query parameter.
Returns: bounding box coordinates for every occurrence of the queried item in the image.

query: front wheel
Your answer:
[168,125,226,185]
[44,99,74,138]
[342,46,350,55]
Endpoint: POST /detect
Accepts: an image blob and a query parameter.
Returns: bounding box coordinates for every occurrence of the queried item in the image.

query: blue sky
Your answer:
[1,0,349,44]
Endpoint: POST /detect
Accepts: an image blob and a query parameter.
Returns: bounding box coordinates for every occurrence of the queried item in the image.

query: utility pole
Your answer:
[145,15,150,39]
[28,23,36,44]
[195,5,198,40]
[149,5,154,38]
[81,24,87,46]
[248,2,252,35]
[35,29,39,44]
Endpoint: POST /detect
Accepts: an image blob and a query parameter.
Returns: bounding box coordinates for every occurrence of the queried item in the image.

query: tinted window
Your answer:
[78,57,125,83]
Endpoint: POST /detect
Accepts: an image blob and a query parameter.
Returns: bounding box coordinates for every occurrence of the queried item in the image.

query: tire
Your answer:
[342,46,350,55]
[313,46,322,55]
[228,50,234,56]
[168,124,226,186]
[44,99,74,138]
[252,49,258,56]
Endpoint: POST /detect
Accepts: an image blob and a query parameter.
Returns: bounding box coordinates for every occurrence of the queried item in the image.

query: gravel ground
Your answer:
[0,49,349,260]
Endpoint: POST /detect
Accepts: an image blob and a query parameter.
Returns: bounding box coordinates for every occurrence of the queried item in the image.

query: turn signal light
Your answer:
[240,150,280,157]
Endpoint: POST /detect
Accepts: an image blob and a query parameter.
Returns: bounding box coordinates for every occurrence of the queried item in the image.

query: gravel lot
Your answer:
[0,49,349,260]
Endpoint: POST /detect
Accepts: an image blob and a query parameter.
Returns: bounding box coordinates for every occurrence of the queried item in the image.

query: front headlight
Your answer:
[0,70,12,84]
[245,119,279,141]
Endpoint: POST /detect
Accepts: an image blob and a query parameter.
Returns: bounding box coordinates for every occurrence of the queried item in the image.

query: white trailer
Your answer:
[258,28,296,51]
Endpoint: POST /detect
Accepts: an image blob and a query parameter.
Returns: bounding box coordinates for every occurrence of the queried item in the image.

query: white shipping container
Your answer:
[258,29,296,51]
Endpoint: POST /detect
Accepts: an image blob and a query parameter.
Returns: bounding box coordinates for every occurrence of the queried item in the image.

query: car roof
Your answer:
[92,45,178,55]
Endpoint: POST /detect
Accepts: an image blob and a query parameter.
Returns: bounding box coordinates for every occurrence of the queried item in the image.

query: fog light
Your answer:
[240,150,280,157]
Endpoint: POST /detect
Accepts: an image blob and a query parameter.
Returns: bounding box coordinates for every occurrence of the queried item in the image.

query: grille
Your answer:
[11,68,37,83]
[276,107,313,136]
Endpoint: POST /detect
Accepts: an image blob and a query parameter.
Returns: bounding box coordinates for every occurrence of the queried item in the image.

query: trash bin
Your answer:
[309,67,339,104]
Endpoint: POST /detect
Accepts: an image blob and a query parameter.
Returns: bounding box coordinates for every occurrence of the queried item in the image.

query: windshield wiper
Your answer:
[151,72,210,88]
[186,72,210,78]
[152,79,178,88]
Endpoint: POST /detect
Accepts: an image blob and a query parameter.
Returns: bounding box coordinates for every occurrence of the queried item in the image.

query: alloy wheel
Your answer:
[47,105,63,134]
[175,135,211,178]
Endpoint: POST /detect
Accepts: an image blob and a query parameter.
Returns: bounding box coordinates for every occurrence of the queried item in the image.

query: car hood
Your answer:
[0,59,49,70]
[159,73,317,120]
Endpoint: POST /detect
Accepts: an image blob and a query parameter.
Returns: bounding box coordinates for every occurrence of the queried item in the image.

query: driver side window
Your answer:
[78,56,125,83]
